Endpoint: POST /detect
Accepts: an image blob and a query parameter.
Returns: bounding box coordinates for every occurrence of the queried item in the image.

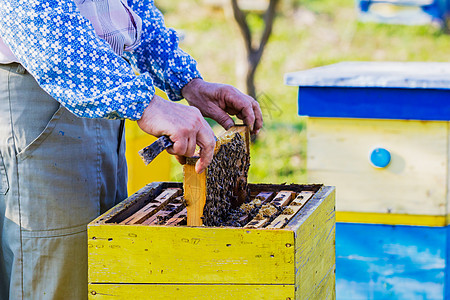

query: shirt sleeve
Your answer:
[125,0,202,101]
[0,0,155,120]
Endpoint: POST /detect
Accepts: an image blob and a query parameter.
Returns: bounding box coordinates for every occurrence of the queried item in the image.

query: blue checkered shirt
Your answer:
[0,0,202,120]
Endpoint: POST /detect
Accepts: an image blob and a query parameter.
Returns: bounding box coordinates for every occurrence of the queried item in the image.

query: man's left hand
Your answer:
[181,78,263,134]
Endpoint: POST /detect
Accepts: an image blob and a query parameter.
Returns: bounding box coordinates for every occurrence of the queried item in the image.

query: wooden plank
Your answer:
[244,205,278,228]
[244,218,269,228]
[164,208,187,226]
[244,191,294,229]
[255,191,275,204]
[238,214,250,225]
[88,283,294,299]
[141,197,185,225]
[271,191,295,208]
[267,191,314,229]
[291,191,314,206]
[96,182,168,225]
[88,226,295,284]
[311,265,336,300]
[120,188,181,225]
[247,183,322,197]
[337,211,446,227]
[293,186,336,300]
[308,118,447,216]
[183,163,207,226]
[238,191,275,225]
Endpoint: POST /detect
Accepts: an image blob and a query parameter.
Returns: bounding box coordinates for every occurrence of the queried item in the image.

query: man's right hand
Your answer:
[136,95,216,174]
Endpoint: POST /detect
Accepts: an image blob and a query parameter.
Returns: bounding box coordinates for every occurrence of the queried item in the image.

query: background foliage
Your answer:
[156,0,450,184]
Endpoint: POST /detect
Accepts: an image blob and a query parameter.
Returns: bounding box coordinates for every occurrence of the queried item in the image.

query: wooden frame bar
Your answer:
[120,188,181,225]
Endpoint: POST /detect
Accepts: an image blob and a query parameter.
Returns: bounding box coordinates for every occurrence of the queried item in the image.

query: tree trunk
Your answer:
[230,0,279,99]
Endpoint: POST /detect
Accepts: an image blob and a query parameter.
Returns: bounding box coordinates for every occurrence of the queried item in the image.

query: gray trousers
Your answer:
[0,63,127,299]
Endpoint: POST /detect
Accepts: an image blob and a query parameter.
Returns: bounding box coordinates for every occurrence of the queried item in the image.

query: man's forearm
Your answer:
[125,0,203,102]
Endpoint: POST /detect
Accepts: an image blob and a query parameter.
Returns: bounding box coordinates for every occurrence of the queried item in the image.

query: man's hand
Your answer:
[137,95,216,174]
[181,78,263,135]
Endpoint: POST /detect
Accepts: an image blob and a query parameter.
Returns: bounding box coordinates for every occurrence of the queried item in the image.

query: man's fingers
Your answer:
[236,97,262,134]
[212,108,235,130]
[185,137,197,158]
[182,80,264,135]
[252,100,263,134]
[166,134,188,157]
[168,118,215,174]
[194,126,216,174]
[166,144,183,156]
[239,100,256,132]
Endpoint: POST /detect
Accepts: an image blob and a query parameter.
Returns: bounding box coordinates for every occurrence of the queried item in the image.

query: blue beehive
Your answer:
[357,0,449,26]
[285,62,450,299]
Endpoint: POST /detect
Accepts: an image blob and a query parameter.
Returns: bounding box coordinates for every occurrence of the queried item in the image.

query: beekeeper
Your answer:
[0,0,263,298]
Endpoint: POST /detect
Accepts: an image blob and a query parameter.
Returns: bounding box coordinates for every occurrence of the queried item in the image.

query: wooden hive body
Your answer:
[88,182,335,299]
[286,62,450,298]
[286,61,450,226]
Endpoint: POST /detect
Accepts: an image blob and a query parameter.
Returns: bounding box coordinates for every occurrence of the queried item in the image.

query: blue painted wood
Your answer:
[286,62,450,89]
[357,0,449,25]
[298,86,450,120]
[336,223,447,299]
[285,62,450,120]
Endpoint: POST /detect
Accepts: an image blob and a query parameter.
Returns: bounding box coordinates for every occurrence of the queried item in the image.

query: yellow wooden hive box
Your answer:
[87,182,335,299]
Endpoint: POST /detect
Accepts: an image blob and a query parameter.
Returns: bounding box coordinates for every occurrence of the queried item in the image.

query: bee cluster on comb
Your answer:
[202,133,250,227]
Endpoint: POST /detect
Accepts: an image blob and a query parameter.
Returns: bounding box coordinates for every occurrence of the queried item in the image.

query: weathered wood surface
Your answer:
[88,183,336,299]
[337,211,446,227]
[120,188,181,225]
[292,186,336,299]
[88,283,294,299]
[267,191,314,229]
[94,182,177,225]
[271,190,295,208]
[308,117,447,216]
[244,218,270,228]
[164,208,187,226]
[248,183,322,196]
[238,191,275,225]
[88,226,295,284]
[141,196,184,225]
[103,183,322,228]
[244,191,295,229]
[255,191,275,203]
[183,164,207,226]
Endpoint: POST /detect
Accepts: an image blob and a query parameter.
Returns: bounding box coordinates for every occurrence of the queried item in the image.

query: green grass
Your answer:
[156,0,450,184]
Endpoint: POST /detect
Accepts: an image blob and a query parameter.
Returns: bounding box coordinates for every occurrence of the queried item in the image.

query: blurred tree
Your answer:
[230,0,279,99]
